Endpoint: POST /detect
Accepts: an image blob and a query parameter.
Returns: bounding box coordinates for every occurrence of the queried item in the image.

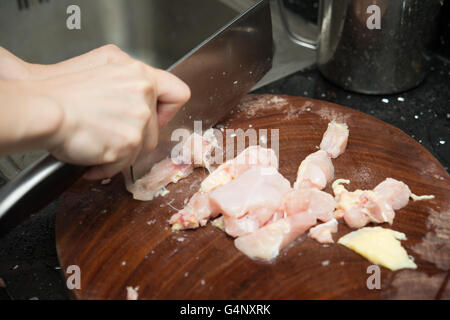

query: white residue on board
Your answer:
[321,260,330,266]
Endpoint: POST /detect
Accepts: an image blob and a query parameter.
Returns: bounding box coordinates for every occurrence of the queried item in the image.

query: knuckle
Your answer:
[136,79,155,95]
[125,131,142,148]
[129,105,151,123]
[183,87,191,103]
[131,61,146,72]
[147,135,158,151]
[144,80,156,97]
[140,108,151,122]
[132,61,153,78]
[102,44,120,53]
[101,44,129,63]
[103,149,119,163]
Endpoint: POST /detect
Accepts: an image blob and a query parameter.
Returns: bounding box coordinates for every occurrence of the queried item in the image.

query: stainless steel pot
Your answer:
[278,0,442,94]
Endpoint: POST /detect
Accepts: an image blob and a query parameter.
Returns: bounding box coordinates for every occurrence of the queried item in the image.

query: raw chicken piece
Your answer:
[170,191,219,231]
[294,121,348,190]
[294,150,334,190]
[200,146,278,193]
[319,121,349,158]
[216,173,335,238]
[128,159,193,201]
[332,178,434,229]
[170,147,281,232]
[210,166,291,237]
[309,219,338,244]
[373,178,412,210]
[128,132,217,201]
[200,169,233,194]
[284,188,336,222]
[234,212,317,261]
[222,214,262,238]
[126,286,139,300]
[210,166,290,219]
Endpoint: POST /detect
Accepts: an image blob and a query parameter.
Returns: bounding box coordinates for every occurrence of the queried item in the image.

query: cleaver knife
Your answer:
[129,0,273,182]
[0,0,273,236]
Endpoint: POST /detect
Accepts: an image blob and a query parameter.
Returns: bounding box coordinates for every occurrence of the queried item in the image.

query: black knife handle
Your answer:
[0,155,86,237]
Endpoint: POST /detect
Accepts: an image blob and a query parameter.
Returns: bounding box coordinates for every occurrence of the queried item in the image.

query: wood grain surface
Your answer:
[56,95,450,300]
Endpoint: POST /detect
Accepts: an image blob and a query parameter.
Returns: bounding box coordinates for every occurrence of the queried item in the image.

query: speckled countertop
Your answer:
[255,55,450,171]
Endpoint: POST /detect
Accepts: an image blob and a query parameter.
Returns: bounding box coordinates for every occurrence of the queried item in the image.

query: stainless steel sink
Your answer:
[0,0,239,68]
[0,0,316,180]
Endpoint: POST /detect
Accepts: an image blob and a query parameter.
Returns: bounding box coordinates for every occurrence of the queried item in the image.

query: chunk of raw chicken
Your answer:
[171,122,350,259]
[169,191,219,231]
[294,121,348,190]
[127,159,194,201]
[210,166,291,237]
[169,146,280,231]
[234,212,317,261]
[332,179,395,228]
[333,178,434,228]
[126,286,139,300]
[222,215,264,238]
[320,121,349,158]
[128,132,217,201]
[294,150,334,190]
[200,145,278,193]
[373,178,412,210]
[284,188,336,222]
[308,219,338,244]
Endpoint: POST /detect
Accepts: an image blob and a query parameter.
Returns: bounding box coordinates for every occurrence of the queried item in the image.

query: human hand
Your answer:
[1,45,190,179]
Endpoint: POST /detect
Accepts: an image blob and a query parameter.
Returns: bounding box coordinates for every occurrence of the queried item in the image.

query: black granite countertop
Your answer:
[255,55,450,171]
[0,53,448,300]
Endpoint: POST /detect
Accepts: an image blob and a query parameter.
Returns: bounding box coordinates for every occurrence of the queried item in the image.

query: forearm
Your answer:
[0,46,66,81]
[0,47,32,80]
[0,80,63,156]
[0,46,76,81]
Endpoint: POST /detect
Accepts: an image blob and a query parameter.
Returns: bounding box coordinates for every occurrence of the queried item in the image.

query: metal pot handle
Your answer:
[277,0,318,50]
[0,155,86,237]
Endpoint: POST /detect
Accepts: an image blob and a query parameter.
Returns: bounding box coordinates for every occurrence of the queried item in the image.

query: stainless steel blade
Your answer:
[128,0,273,182]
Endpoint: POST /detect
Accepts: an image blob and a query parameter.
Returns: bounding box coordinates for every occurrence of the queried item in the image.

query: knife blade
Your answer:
[128,0,273,183]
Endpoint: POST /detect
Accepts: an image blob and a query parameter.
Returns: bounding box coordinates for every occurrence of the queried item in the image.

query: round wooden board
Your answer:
[56,94,450,300]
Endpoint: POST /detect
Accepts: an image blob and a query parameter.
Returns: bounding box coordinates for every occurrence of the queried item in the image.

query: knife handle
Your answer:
[0,155,86,237]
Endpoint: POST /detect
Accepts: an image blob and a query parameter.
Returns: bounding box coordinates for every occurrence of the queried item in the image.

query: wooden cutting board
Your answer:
[56,95,450,300]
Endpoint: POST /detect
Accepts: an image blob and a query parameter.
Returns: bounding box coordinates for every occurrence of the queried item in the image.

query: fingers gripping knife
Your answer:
[0,0,273,236]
